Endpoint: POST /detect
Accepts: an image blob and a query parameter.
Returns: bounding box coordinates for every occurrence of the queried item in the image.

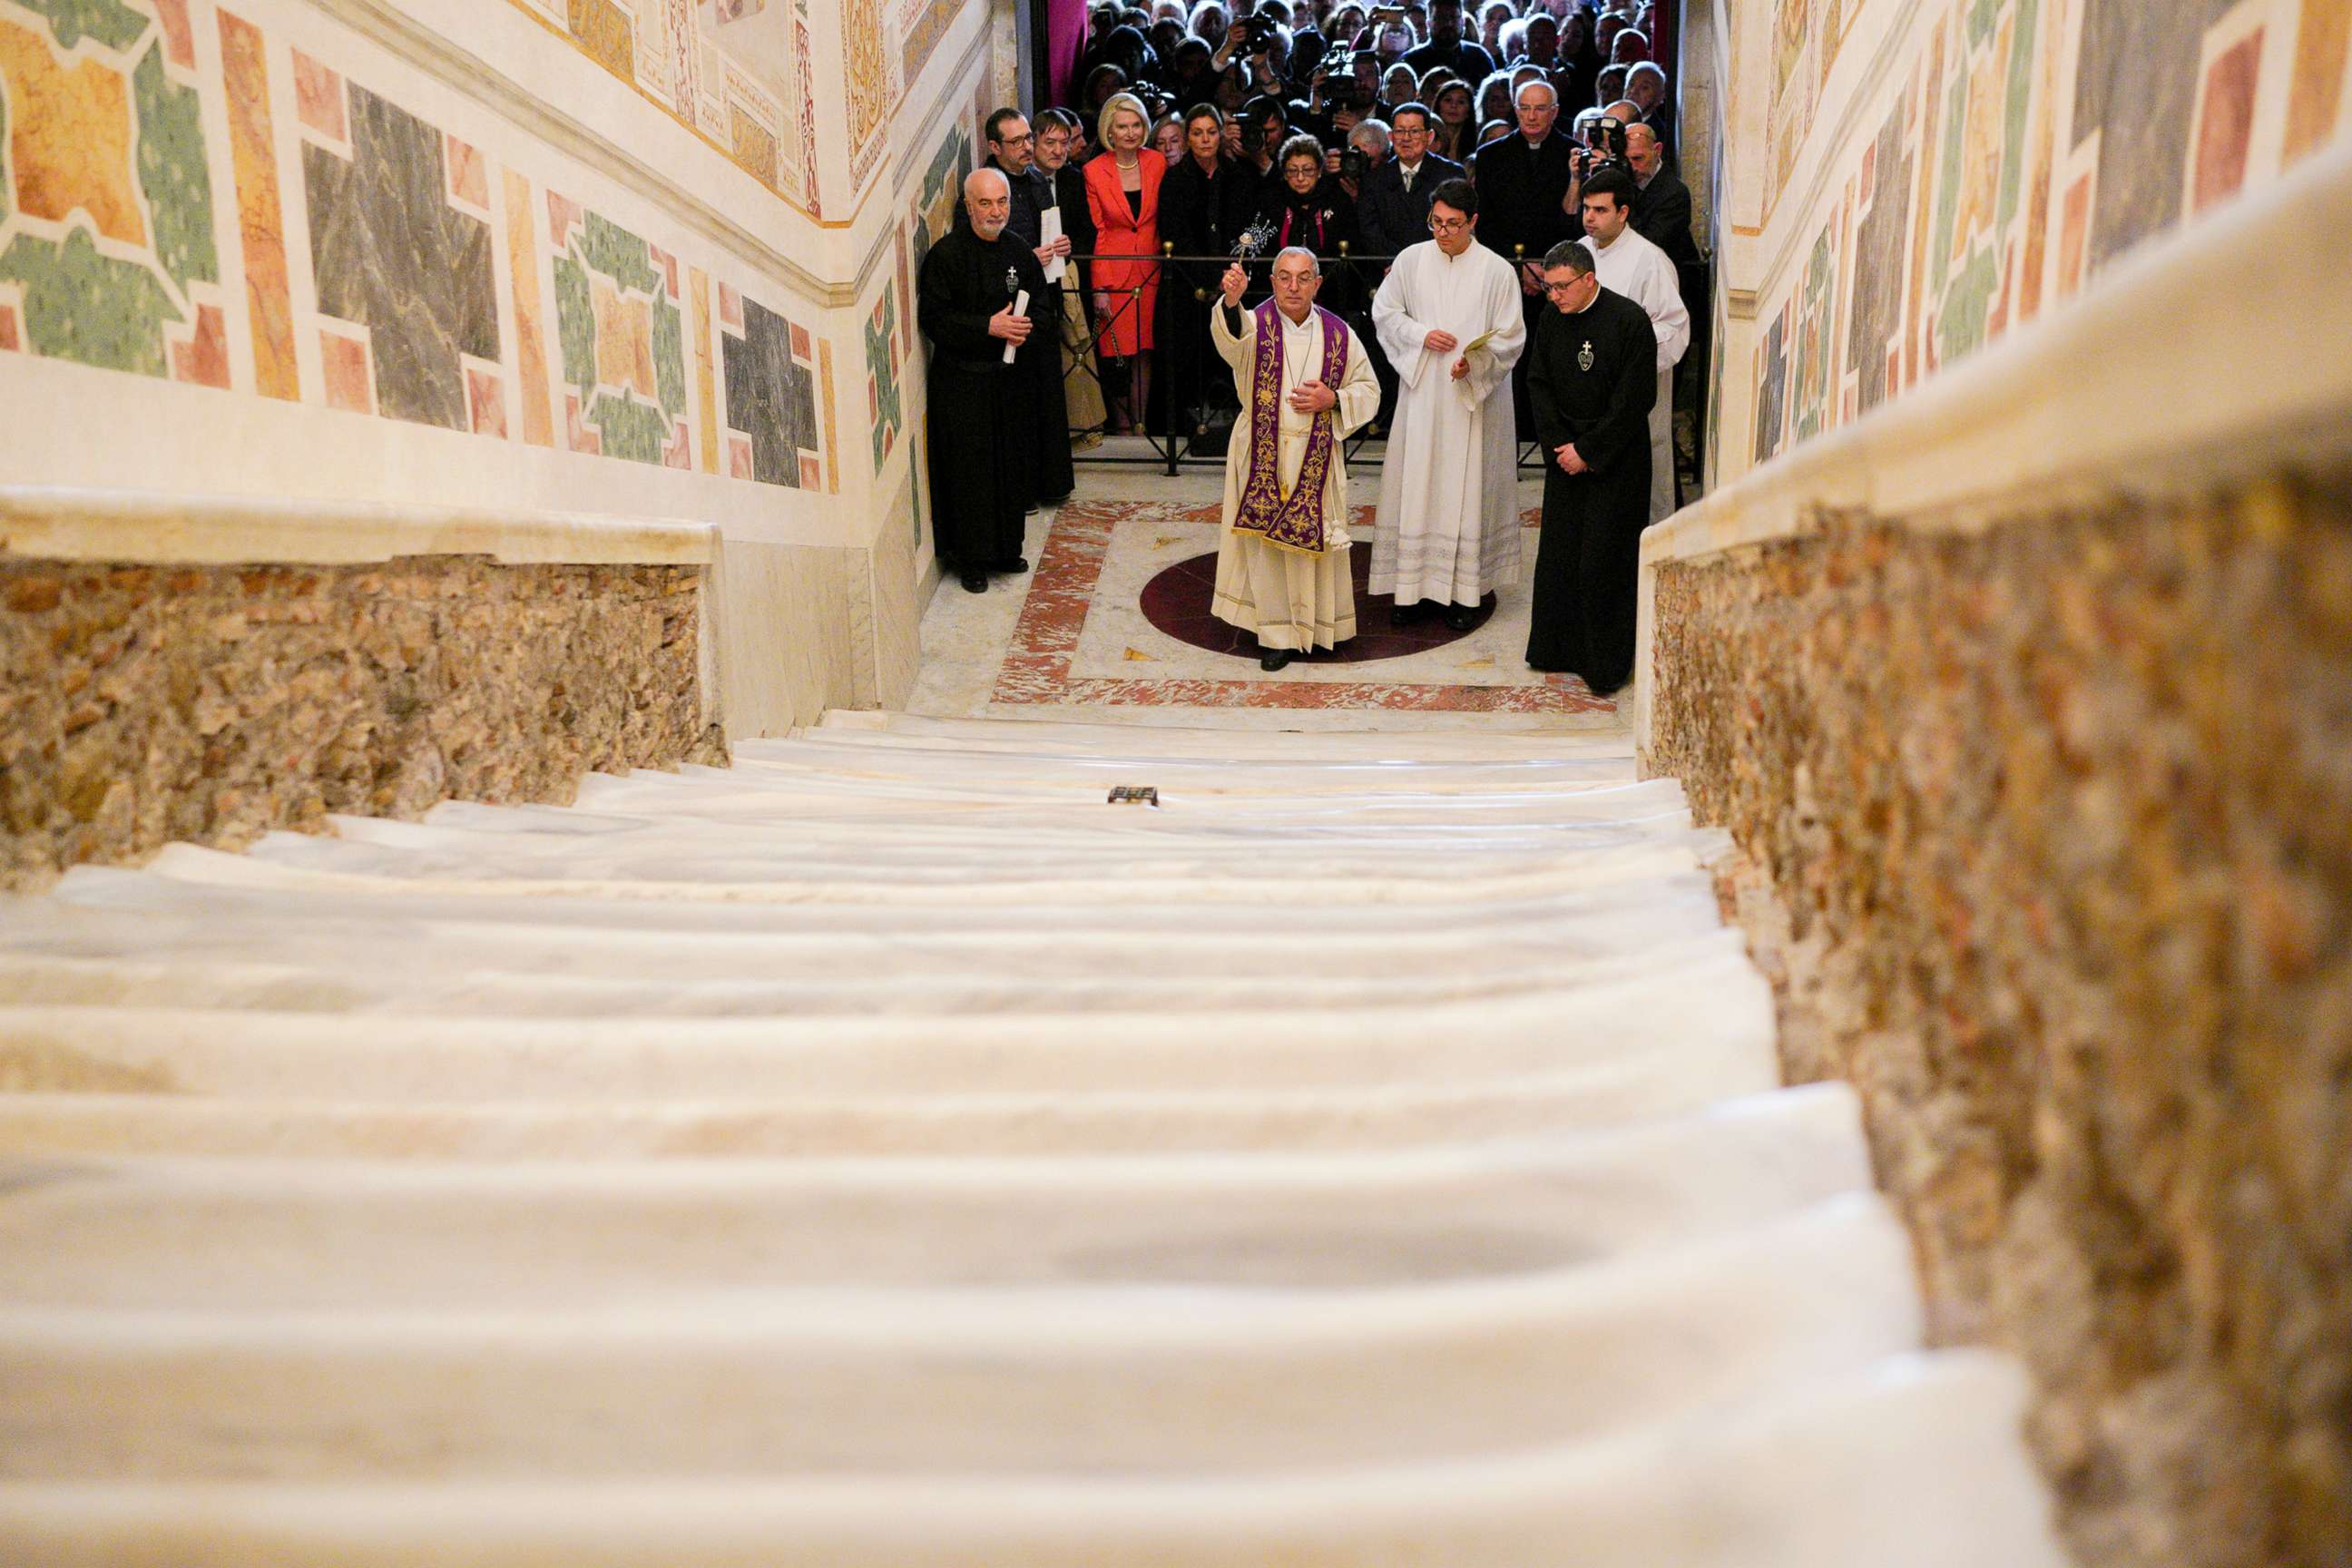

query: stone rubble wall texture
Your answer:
[1644,477,2351,1568]
[0,555,723,892]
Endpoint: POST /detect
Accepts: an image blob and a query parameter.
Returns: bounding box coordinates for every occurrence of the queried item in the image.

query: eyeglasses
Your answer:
[996,132,1033,147]
[1543,276,1587,296]
[1428,216,1470,233]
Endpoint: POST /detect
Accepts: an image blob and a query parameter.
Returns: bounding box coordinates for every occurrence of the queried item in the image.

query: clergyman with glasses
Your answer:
[1523,239,1656,695]
[1366,179,1525,632]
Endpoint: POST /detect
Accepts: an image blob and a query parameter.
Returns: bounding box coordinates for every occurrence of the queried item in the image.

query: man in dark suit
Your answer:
[1354,103,1463,258]
[1626,122,1697,266]
[1472,79,1579,436]
[1400,0,1495,83]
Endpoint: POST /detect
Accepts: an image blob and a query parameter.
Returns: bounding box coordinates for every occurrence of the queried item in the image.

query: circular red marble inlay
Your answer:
[1137,549,1495,663]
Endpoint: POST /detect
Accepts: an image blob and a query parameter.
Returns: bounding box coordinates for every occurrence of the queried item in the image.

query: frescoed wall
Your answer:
[1,0,1004,727]
[503,0,819,214]
[1736,0,2350,471]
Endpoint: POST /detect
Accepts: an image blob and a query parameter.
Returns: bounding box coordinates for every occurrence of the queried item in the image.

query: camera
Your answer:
[1240,9,1278,52]
[1339,146,1368,181]
[1238,117,1266,154]
[1586,113,1629,160]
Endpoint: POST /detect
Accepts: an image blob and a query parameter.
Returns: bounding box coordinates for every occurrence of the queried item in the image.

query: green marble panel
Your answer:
[132,41,218,293]
[20,0,147,53]
[0,228,180,377]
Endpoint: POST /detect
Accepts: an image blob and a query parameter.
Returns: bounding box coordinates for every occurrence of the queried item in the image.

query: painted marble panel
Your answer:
[907,121,971,283]
[0,0,221,385]
[719,284,821,486]
[1744,0,2347,471]
[1847,95,1914,416]
[2070,0,2240,272]
[550,196,690,465]
[902,0,965,83]
[844,0,896,190]
[498,0,813,212]
[865,287,900,471]
[302,79,501,430]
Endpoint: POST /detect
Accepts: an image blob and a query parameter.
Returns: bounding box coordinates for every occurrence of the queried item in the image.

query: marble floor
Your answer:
[905,465,1629,735]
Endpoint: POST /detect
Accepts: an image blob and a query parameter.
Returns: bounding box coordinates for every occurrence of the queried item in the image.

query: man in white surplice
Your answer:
[1368,178,1527,631]
[1209,247,1383,671]
[1577,166,1690,524]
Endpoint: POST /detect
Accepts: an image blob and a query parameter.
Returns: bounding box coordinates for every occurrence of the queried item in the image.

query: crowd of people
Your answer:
[916,0,1699,697]
[1044,0,1693,472]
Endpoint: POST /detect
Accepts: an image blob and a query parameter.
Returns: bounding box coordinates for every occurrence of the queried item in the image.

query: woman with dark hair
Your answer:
[1551,5,1600,113]
[1082,63,1132,118]
[1428,77,1475,160]
[1257,132,1362,309]
[1475,67,1515,126]
[1158,104,1241,435]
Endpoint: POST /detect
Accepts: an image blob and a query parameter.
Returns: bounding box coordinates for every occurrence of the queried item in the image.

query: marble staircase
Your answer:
[0,711,2071,1565]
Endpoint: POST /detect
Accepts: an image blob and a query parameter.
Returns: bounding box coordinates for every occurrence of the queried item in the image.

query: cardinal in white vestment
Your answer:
[1209,247,1383,671]
[1367,178,1528,630]
[1577,169,1690,525]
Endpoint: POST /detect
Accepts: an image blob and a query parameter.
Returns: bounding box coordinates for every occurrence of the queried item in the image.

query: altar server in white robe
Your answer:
[1209,247,1383,670]
[1577,167,1690,524]
[1368,178,1528,630]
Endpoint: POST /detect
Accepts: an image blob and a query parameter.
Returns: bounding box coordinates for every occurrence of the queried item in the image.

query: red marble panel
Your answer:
[171,303,230,388]
[292,50,344,142]
[2191,30,2263,215]
[152,0,195,69]
[446,132,488,210]
[320,329,371,413]
[468,367,506,437]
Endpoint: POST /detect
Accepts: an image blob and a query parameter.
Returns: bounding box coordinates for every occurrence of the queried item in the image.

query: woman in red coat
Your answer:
[1083,92,1163,434]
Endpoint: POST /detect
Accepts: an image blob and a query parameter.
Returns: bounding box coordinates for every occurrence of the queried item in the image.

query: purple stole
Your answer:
[1231,299,1350,555]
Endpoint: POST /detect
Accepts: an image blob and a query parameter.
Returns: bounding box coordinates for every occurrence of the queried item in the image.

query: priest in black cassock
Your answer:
[1524,239,1657,695]
[919,168,1054,594]
[1470,81,1580,438]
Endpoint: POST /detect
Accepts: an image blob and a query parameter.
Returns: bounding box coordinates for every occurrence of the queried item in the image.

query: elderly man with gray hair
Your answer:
[1207,246,1382,670]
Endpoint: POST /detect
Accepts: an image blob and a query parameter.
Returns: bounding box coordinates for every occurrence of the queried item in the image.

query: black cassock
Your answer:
[1525,285,1657,693]
[918,226,1054,569]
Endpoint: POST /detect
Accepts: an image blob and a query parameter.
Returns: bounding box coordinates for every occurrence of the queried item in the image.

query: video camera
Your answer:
[1339,145,1369,181]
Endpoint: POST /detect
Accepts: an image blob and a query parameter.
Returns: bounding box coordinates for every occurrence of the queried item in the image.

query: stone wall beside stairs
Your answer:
[1,555,724,893]
[1642,474,2352,1568]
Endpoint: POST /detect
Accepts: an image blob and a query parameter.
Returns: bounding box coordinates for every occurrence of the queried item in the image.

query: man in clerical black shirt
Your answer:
[918,170,1054,594]
[1472,78,1578,436]
[1524,238,1657,694]
[1401,0,1495,85]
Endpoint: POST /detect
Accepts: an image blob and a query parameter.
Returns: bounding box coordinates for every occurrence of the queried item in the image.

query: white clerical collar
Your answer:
[1593,230,1625,253]
[1567,283,1599,313]
[1278,308,1314,332]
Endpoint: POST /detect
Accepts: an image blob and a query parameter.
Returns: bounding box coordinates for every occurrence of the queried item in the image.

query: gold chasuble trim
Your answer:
[1231,301,1350,557]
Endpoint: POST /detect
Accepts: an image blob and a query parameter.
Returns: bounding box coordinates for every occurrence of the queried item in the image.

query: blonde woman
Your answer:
[1082,92,1164,433]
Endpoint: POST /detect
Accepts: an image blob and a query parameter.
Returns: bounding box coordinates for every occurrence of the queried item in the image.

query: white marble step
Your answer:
[816,710,1638,760]
[44,861,1724,942]
[0,1088,1869,1307]
[727,747,1651,793]
[0,1355,2066,1568]
[0,1197,1916,1481]
[0,949,1769,1095]
[0,925,1749,1018]
[123,836,1725,906]
[0,1025,1777,1156]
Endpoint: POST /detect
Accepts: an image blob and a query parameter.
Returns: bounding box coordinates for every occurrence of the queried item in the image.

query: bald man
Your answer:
[917,168,1055,593]
[1625,122,1695,265]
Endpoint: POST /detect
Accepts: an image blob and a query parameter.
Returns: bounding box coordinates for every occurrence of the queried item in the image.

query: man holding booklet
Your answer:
[1367,179,1528,632]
